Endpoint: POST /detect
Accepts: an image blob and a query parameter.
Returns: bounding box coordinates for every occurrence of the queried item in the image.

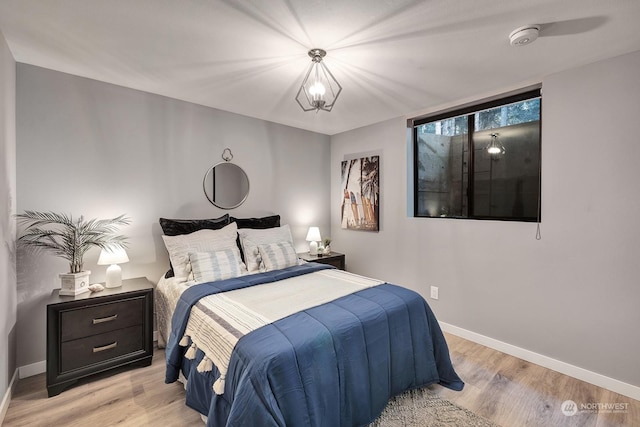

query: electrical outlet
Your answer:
[430,286,439,300]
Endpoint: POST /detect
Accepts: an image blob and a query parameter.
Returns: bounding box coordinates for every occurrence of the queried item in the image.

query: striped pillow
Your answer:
[257,241,299,272]
[188,248,247,283]
[162,222,239,280]
[238,225,294,273]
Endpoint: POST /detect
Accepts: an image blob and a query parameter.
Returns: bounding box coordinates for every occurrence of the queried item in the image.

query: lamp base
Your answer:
[309,241,318,256]
[105,264,122,288]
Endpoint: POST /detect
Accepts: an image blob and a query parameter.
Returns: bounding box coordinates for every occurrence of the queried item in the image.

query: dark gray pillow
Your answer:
[230,215,280,229]
[160,214,230,236]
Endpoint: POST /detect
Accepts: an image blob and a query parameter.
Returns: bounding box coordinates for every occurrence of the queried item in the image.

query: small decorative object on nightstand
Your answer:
[298,251,345,270]
[321,237,331,255]
[46,277,154,397]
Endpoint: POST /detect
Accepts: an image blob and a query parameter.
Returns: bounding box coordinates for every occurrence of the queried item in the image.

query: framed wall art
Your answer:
[341,155,379,231]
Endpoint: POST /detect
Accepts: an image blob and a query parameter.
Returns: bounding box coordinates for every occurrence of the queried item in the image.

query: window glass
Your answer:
[475,99,541,131]
[415,115,468,217]
[413,90,541,222]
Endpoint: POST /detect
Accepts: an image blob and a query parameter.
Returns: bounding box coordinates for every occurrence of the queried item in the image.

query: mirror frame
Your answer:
[202,161,250,209]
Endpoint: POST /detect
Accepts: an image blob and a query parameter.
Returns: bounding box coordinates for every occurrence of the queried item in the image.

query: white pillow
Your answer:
[257,241,298,272]
[238,224,294,273]
[162,222,238,279]
[188,248,247,283]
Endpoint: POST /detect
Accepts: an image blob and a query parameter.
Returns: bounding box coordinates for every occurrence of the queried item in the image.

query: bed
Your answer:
[156,215,463,426]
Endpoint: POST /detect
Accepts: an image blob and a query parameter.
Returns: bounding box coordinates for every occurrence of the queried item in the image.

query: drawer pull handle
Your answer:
[93,341,117,353]
[93,314,118,324]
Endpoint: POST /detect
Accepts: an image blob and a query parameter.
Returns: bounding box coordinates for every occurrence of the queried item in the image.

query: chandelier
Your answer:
[295,49,342,113]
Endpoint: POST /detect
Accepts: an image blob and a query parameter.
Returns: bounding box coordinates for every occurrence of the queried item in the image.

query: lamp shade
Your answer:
[305,227,322,242]
[97,247,129,265]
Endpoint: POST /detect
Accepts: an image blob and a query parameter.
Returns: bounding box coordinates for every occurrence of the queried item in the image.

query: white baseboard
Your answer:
[18,360,46,379]
[0,369,19,425]
[440,322,640,402]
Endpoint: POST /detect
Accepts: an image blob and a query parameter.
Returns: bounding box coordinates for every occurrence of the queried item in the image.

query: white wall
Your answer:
[331,51,640,389]
[0,29,17,412]
[16,64,331,367]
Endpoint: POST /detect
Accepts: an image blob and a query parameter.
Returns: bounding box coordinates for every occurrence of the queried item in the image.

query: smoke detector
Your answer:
[509,25,540,46]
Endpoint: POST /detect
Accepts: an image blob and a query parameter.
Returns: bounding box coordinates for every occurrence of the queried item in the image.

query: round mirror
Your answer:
[203,162,250,209]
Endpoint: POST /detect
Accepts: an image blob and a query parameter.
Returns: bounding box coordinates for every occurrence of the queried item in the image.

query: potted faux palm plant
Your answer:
[17,211,130,295]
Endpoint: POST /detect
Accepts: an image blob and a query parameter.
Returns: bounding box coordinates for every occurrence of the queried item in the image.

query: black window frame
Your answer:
[412,88,542,222]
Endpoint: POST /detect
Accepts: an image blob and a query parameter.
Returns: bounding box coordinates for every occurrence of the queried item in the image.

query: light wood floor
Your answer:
[429,334,638,427]
[4,333,639,426]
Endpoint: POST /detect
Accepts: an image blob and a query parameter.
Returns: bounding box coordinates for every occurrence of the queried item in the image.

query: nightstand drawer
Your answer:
[60,297,144,342]
[60,325,144,372]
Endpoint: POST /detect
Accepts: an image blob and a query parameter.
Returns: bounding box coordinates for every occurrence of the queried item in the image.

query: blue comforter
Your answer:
[165,263,463,426]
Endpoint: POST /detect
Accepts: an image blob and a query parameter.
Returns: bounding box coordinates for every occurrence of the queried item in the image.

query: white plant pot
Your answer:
[59,271,91,296]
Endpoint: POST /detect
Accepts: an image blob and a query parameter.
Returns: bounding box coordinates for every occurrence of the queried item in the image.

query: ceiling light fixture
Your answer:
[486,133,506,155]
[296,49,342,113]
[509,25,540,46]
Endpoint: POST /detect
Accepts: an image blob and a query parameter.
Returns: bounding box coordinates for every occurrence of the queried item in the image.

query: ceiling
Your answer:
[1,0,640,136]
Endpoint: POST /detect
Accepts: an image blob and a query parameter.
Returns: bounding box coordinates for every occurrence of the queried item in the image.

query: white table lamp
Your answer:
[98,247,129,288]
[306,227,322,256]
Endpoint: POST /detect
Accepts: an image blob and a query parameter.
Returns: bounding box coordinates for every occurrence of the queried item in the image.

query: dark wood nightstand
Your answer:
[298,251,346,270]
[46,277,154,397]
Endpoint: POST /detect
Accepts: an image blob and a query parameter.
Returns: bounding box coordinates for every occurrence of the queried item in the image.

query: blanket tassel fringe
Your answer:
[185,343,197,360]
[197,356,213,373]
[179,335,190,347]
[213,375,225,395]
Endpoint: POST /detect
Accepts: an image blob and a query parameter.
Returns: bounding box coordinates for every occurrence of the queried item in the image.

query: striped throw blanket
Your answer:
[179,269,384,394]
